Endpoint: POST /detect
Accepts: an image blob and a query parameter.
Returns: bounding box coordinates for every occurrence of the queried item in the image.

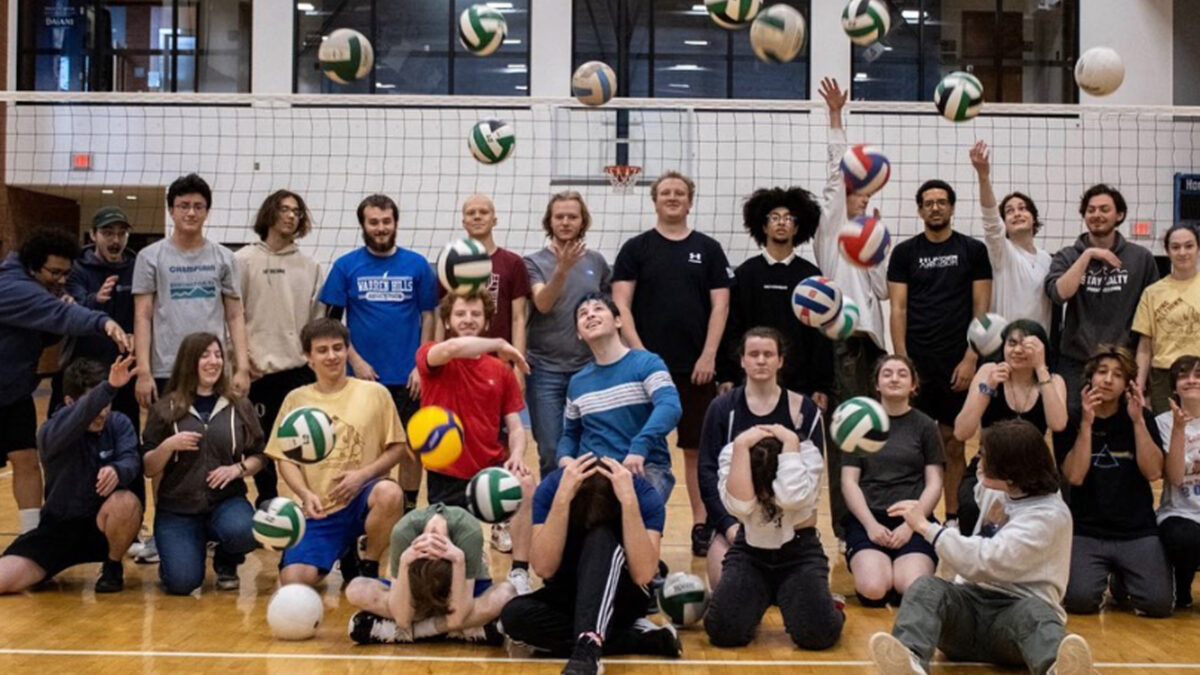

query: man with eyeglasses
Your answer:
[0,229,132,534]
[236,190,324,507]
[887,180,992,530]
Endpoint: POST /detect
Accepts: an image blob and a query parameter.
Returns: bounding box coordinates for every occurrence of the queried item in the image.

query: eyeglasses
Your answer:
[767,213,795,225]
[921,199,951,209]
[173,202,208,213]
[40,266,71,280]
[278,206,303,217]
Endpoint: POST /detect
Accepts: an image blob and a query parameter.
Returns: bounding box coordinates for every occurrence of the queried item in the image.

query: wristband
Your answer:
[978,382,998,397]
[238,461,248,476]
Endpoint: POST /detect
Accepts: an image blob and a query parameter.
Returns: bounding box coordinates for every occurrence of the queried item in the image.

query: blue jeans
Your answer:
[526,367,577,479]
[643,463,676,505]
[155,496,256,595]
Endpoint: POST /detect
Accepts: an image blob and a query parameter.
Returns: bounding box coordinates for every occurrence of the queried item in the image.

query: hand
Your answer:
[622,453,645,476]
[716,381,733,395]
[1085,247,1122,268]
[206,464,244,490]
[60,294,76,305]
[886,499,930,538]
[135,373,157,408]
[328,469,368,504]
[104,320,133,353]
[950,356,978,392]
[1170,397,1193,428]
[762,423,801,452]
[407,366,421,398]
[969,140,990,176]
[598,457,637,506]
[165,431,202,453]
[350,352,378,381]
[557,453,599,501]
[231,369,251,398]
[503,453,529,477]
[811,392,829,413]
[986,363,1011,389]
[399,544,424,566]
[691,352,716,386]
[96,275,118,304]
[108,354,137,389]
[1024,336,1047,371]
[866,521,892,547]
[1126,382,1148,422]
[733,425,775,450]
[496,341,531,375]
[1081,385,1102,426]
[552,239,587,272]
[890,522,914,547]
[300,490,326,520]
[818,76,847,116]
[95,466,119,497]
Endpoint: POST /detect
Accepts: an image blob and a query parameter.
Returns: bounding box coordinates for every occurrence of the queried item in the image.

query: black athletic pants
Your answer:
[248,367,315,506]
[1160,516,1200,606]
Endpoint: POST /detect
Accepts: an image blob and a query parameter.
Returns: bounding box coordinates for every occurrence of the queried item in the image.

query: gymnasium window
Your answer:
[850,0,1079,103]
[293,0,531,95]
[573,0,811,100]
[17,0,252,92]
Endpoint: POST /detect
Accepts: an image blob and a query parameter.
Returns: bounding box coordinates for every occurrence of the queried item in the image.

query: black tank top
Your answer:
[979,382,1047,434]
[726,386,793,443]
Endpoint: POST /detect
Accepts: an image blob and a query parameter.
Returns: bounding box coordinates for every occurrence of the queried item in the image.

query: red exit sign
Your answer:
[1130,220,1153,238]
[71,152,91,170]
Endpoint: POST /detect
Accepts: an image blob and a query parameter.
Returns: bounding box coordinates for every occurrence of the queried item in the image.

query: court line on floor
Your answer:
[0,470,12,479]
[0,647,1196,669]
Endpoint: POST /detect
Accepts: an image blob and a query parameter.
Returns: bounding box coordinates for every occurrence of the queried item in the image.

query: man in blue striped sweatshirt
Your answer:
[556,293,682,503]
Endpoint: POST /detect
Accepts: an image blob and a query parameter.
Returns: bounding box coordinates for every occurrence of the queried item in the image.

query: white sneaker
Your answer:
[1049,634,1095,675]
[491,521,513,553]
[507,567,533,595]
[868,632,927,675]
[134,536,159,564]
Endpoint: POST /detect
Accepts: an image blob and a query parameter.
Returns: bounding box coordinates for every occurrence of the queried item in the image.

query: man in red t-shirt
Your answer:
[417,287,534,588]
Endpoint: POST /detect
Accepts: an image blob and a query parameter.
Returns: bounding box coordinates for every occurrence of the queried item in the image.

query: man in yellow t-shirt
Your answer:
[267,318,406,585]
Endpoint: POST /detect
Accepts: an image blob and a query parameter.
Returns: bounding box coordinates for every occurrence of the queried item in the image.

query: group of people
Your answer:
[0,76,1196,675]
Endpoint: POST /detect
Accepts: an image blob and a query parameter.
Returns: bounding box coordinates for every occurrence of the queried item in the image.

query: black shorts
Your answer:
[670,374,716,450]
[426,471,470,509]
[912,368,966,428]
[0,396,37,466]
[3,515,109,579]
[384,384,421,428]
[249,366,317,433]
[842,511,938,565]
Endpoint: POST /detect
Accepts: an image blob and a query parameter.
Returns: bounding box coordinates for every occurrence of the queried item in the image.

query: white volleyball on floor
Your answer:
[841,0,891,46]
[267,584,324,640]
[749,4,807,63]
[831,396,889,454]
[967,313,1008,359]
[934,71,984,122]
[1075,47,1125,96]
[571,61,617,106]
[658,572,709,627]
[792,276,843,328]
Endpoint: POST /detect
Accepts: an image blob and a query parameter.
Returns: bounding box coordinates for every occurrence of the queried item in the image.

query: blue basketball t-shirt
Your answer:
[532,468,666,533]
[319,246,438,386]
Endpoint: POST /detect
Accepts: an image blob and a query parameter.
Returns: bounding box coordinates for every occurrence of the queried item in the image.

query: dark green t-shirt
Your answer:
[843,408,945,511]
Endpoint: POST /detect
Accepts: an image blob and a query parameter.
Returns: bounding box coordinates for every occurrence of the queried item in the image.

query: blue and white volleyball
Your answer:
[792,276,843,328]
[468,118,515,164]
[749,4,807,63]
[571,61,617,106]
[459,4,508,56]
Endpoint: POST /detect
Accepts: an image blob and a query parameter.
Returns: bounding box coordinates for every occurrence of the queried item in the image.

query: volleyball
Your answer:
[276,407,335,464]
[468,118,515,164]
[406,406,465,471]
[466,467,523,524]
[459,4,508,56]
[749,4,807,63]
[436,237,493,296]
[252,497,307,551]
[841,0,891,46]
[1075,47,1125,96]
[317,28,374,84]
[267,584,324,640]
[934,71,984,122]
[831,396,889,454]
[658,572,709,627]
[823,298,860,341]
[571,61,617,106]
[967,313,1008,359]
[705,0,761,29]
[792,276,843,328]
[840,144,891,195]
[838,214,891,268]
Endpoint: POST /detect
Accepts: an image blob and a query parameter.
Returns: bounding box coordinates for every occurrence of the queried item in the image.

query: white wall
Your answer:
[1080,0,1174,105]
[252,0,293,94]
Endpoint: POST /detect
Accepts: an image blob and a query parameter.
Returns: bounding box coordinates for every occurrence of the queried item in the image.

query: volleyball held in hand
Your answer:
[792,276,843,328]
[276,407,335,464]
[658,572,709,627]
[267,584,324,640]
[468,118,515,164]
[841,0,890,46]
[1075,47,1125,96]
[967,313,1008,359]
[840,144,891,195]
[466,467,523,523]
[749,4,807,63]
[252,497,307,551]
[571,61,617,106]
[459,4,508,56]
[406,406,465,470]
[436,237,493,295]
[934,71,984,122]
[823,298,860,341]
[705,0,761,29]
[831,396,889,454]
[838,214,891,268]
[318,28,374,84]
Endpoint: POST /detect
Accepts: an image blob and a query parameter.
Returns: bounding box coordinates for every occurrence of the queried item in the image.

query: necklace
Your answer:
[1005,373,1039,418]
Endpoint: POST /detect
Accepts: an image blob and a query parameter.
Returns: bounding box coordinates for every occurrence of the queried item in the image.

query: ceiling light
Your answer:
[684,40,708,46]
[125,195,138,201]
[101,188,114,194]
[297,2,314,11]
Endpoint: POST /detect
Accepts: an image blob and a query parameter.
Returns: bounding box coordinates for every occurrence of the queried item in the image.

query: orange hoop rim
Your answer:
[603,164,643,191]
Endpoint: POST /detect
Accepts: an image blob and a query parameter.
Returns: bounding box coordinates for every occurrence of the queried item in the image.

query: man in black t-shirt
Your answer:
[612,170,733,558]
[887,179,992,528]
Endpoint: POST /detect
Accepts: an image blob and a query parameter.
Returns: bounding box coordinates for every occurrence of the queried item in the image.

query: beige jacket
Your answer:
[235,241,324,374]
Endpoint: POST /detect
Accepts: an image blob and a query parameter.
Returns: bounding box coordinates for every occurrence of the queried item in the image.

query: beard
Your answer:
[924,219,951,232]
[363,229,396,253]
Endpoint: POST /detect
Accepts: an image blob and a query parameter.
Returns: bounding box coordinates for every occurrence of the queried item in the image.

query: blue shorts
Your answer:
[842,510,938,565]
[281,479,386,574]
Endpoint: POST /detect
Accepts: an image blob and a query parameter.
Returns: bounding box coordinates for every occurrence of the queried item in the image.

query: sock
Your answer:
[358,559,380,578]
[18,509,40,534]
[403,490,418,511]
[413,617,440,640]
[511,560,529,571]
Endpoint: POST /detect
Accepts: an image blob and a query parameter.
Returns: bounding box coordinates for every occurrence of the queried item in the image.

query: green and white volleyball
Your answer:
[466,467,523,523]
[841,0,890,46]
[967,312,1008,358]
[1075,46,1125,96]
[822,297,860,341]
[459,4,508,56]
[749,4,807,63]
[468,118,515,164]
[935,71,984,122]
[831,396,889,454]
[705,0,761,29]
[437,237,493,296]
[658,572,709,626]
[317,28,374,84]
[571,61,617,106]
[277,407,336,464]
[252,497,307,551]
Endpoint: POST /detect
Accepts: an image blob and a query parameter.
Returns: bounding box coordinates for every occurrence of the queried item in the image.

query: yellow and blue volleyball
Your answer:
[841,0,891,46]
[571,61,617,106]
[468,118,515,165]
[749,4,807,63]
[252,497,307,551]
[466,467,523,523]
[459,4,507,56]
[831,396,889,454]
[934,71,984,122]
[705,0,761,29]
[317,28,374,84]
[406,406,464,471]
[792,275,843,328]
[277,406,336,464]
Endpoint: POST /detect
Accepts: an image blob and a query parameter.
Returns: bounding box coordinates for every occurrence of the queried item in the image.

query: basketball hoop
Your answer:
[603,164,642,193]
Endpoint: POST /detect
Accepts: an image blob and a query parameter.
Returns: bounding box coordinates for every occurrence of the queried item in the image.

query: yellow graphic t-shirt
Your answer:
[1132,275,1200,368]
[266,378,404,514]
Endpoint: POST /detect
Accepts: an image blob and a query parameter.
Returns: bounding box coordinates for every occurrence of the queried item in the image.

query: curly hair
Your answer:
[741,186,821,247]
[252,190,312,241]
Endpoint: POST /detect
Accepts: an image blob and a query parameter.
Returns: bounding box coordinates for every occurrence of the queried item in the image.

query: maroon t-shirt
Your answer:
[439,246,531,343]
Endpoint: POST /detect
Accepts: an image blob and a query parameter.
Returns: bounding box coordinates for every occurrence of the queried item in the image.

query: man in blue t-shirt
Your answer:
[555,293,682,503]
[320,193,437,512]
[500,454,681,672]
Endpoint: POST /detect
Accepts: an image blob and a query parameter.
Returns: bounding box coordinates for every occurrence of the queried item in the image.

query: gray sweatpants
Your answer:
[893,576,1065,675]
[1064,533,1174,618]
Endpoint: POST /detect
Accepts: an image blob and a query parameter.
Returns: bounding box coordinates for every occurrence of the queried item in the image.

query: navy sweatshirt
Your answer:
[63,244,136,366]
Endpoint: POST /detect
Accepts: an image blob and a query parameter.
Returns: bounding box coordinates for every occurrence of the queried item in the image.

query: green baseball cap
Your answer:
[92,206,131,230]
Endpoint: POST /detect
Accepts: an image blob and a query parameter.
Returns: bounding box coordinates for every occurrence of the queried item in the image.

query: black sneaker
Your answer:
[95,559,125,594]
[348,610,409,644]
[690,523,711,557]
[358,559,380,579]
[339,552,361,586]
[562,634,603,675]
[631,617,682,658]
[214,563,239,591]
[647,560,668,615]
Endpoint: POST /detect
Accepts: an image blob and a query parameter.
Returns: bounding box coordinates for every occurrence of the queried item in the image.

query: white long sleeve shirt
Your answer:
[717,440,824,549]
[981,204,1053,331]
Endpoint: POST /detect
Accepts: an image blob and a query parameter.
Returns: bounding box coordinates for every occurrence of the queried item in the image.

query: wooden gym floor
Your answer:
[1,386,1199,673]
